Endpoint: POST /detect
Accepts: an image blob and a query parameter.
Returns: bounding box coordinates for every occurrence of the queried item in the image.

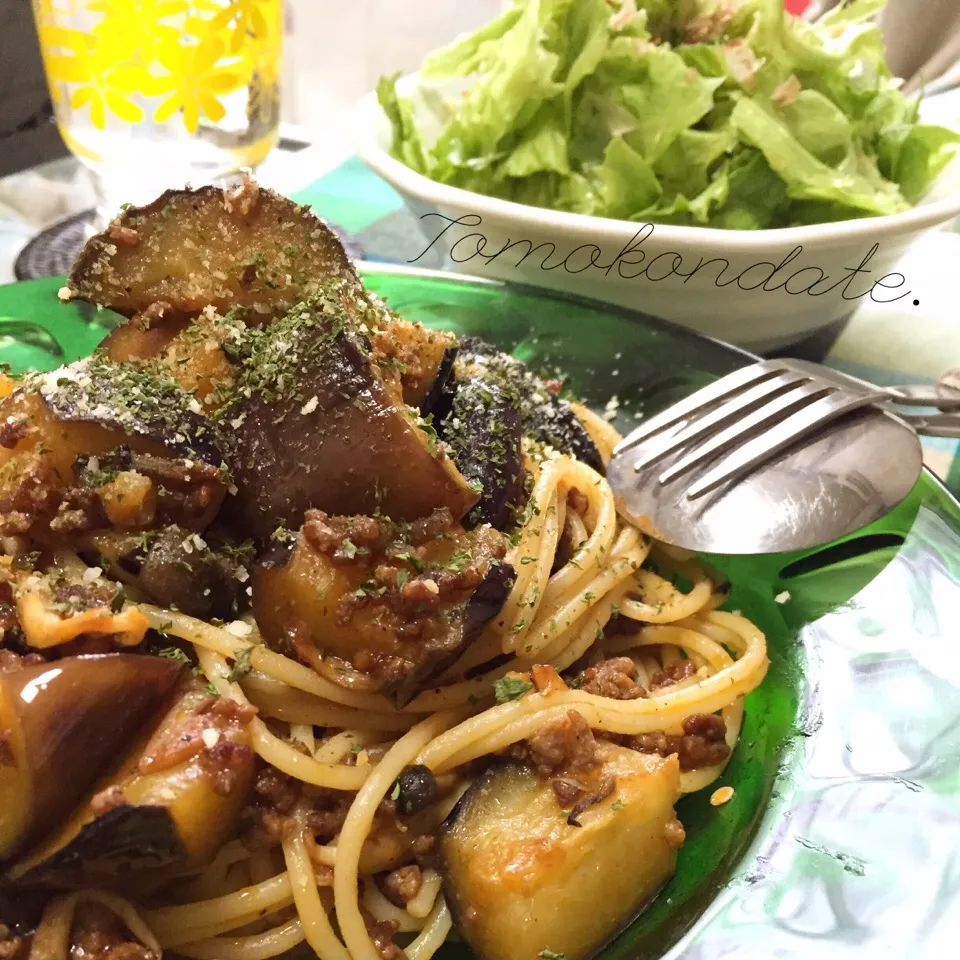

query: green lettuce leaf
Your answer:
[376,73,428,174]
[499,100,571,178]
[378,0,960,230]
[585,137,662,218]
[429,0,568,166]
[731,96,909,215]
[420,5,525,79]
[719,147,791,228]
[877,124,960,203]
[776,89,853,166]
[616,47,723,162]
[654,127,735,197]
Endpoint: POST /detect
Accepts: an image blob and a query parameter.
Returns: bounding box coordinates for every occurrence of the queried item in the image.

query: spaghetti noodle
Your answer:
[0,181,770,960]
[85,431,767,960]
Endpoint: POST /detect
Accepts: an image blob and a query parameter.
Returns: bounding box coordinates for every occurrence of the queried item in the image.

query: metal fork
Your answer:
[614,358,960,501]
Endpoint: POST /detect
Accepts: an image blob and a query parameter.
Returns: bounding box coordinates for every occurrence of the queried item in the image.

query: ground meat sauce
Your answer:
[410,833,437,868]
[0,461,61,536]
[630,713,729,771]
[49,487,107,534]
[303,510,387,560]
[360,907,404,960]
[245,766,440,885]
[514,709,601,778]
[0,416,30,450]
[579,657,647,700]
[663,818,687,848]
[650,659,697,690]
[139,459,222,528]
[285,505,512,694]
[382,864,423,906]
[245,767,356,849]
[310,508,504,627]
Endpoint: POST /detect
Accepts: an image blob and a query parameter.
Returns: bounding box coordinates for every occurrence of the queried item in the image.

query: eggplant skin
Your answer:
[34,354,226,467]
[6,805,181,888]
[439,377,525,530]
[220,298,477,540]
[393,555,514,706]
[458,337,603,472]
[420,343,459,415]
[134,525,246,620]
[462,560,516,643]
[439,743,682,960]
[6,683,255,890]
[0,654,183,863]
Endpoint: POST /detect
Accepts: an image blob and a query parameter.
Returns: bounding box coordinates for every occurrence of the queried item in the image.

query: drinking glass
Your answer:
[31,0,282,228]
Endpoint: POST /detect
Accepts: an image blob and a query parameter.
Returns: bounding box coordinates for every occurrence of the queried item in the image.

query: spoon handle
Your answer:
[886,385,960,410]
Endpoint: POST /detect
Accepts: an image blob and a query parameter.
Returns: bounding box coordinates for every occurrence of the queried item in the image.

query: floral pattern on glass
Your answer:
[32,0,280,133]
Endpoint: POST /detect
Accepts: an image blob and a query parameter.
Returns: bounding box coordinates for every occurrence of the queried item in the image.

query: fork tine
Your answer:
[632,371,812,472]
[613,360,786,455]
[686,389,890,500]
[657,381,833,486]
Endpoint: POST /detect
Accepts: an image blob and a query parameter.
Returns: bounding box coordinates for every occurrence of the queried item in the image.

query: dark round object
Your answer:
[394,764,438,816]
[15,210,96,281]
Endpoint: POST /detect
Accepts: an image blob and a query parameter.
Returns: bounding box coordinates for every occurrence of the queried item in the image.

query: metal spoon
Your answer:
[608,360,924,555]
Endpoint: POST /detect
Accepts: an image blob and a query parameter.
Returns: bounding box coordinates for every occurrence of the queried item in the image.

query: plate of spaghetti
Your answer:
[1,179,959,960]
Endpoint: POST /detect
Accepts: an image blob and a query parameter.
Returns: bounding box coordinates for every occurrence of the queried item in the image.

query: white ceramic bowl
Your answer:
[352,84,960,351]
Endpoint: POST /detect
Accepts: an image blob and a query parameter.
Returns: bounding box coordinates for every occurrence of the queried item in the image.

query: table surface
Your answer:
[1,117,959,495]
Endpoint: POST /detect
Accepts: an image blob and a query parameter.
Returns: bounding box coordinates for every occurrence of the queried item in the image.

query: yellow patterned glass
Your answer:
[32,0,282,220]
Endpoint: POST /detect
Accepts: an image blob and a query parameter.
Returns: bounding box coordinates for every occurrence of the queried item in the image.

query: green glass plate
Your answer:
[1,268,959,960]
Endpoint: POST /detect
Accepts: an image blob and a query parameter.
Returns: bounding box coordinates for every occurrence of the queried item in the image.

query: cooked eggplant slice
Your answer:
[0,654,183,862]
[440,742,682,960]
[98,307,191,363]
[0,389,155,537]
[85,525,249,620]
[220,297,478,539]
[7,682,255,889]
[0,363,227,537]
[253,509,514,703]
[37,355,225,467]
[439,376,525,529]
[370,319,458,412]
[66,181,357,319]
[458,337,603,471]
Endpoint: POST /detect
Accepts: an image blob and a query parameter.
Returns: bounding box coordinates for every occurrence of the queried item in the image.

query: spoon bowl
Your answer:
[608,406,923,554]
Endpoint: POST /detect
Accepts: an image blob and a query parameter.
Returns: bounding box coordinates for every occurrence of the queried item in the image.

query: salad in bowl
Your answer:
[356,0,960,348]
